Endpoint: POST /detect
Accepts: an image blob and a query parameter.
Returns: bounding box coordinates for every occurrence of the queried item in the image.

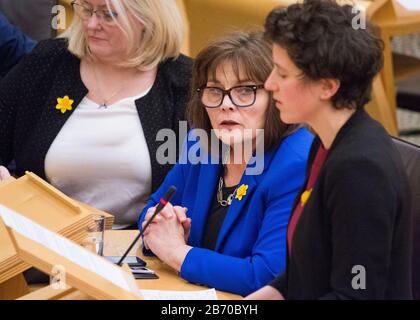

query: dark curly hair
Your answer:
[264,0,384,109]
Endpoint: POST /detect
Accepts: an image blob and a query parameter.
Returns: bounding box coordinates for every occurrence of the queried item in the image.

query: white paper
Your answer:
[139,288,218,300]
[396,0,420,11]
[0,205,139,296]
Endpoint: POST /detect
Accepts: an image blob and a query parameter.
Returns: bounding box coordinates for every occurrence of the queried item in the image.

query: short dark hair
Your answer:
[187,31,297,152]
[264,0,384,109]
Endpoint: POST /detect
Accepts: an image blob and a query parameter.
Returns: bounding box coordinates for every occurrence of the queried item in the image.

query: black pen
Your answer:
[117,185,177,266]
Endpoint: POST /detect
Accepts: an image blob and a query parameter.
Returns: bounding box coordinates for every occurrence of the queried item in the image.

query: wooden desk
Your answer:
[59,230,241,300]
[370,2,420,135]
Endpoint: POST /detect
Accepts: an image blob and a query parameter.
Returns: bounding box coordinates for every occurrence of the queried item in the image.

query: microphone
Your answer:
[117,185,177,266]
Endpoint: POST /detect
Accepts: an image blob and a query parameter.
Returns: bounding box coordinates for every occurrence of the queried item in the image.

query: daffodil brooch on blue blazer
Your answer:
[235,184,249,201]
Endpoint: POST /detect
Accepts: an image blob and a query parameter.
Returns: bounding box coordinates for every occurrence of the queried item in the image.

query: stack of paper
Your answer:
[0,172,114,285]
[139,288,218,300]
[396,0,420,11]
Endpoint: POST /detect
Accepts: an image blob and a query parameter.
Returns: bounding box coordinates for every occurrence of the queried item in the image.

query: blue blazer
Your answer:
[139,128,313,296]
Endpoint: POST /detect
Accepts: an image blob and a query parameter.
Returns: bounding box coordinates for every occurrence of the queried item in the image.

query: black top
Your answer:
[202,182,238,251]
[270,108,412,300]
[0,38,193,192]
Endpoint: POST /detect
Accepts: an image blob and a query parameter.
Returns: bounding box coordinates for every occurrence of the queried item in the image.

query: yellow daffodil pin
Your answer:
[56,95,74,114]
[235,184,249,201]
[300,188,312,206]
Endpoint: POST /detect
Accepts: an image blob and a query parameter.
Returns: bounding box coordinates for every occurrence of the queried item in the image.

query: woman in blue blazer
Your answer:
[138,31,313,296]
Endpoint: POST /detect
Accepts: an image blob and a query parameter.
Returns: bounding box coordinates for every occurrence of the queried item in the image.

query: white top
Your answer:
[45,89,152,229]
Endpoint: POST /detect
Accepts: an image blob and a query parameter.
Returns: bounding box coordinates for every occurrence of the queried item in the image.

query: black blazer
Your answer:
[0,38,193,192]
[270,108,412,299]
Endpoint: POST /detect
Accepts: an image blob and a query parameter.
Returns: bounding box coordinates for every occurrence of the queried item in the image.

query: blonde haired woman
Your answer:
[0,0,192,229]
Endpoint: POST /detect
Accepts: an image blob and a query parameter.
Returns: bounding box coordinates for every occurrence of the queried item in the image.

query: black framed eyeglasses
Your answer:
[71,1,118,25]
[197,84,265,108]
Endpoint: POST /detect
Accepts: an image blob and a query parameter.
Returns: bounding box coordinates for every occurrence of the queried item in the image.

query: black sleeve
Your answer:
[269,272,288,298]
[319,158,399,299]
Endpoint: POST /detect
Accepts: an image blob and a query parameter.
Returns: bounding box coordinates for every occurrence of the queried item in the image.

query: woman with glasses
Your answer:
[138,31,314,296]
[0,0,191,229]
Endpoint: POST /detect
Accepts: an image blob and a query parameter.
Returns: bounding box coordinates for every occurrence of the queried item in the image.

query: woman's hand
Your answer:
[143,205,192,271]
[0,166,11,181]
[172,206,191,242]
[142,202,191,249]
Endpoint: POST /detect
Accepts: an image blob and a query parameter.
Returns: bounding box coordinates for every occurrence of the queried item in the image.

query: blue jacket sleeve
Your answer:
[179,156,308,296]
[0,12,36,78]
[138,151,189,256]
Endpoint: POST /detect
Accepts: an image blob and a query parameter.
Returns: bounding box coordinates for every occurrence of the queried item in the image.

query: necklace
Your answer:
[217,176,238,207]
[91,63,129,109]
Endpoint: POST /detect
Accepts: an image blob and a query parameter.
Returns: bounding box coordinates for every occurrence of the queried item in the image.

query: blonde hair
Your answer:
[61,0,184,70]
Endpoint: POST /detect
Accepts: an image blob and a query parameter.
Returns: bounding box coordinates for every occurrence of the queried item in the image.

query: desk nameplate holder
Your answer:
[0,172,114,299]
[0,213,141,300]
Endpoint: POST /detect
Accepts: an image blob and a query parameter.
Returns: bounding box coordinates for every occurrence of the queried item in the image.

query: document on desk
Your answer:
[139,288,218,300]
[0,204,138,295]
[396,0,420,11]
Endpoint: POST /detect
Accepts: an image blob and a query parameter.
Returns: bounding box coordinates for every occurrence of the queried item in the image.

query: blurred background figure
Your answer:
[0,10,35,79]
[0,0,57,41]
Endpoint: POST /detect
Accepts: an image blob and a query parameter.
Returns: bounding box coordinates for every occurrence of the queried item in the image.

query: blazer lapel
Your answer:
[188,161,222,247]
[214,148,276,251]
[135,68,174,192]
[214,173,258,251]
[27,55,88,180]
